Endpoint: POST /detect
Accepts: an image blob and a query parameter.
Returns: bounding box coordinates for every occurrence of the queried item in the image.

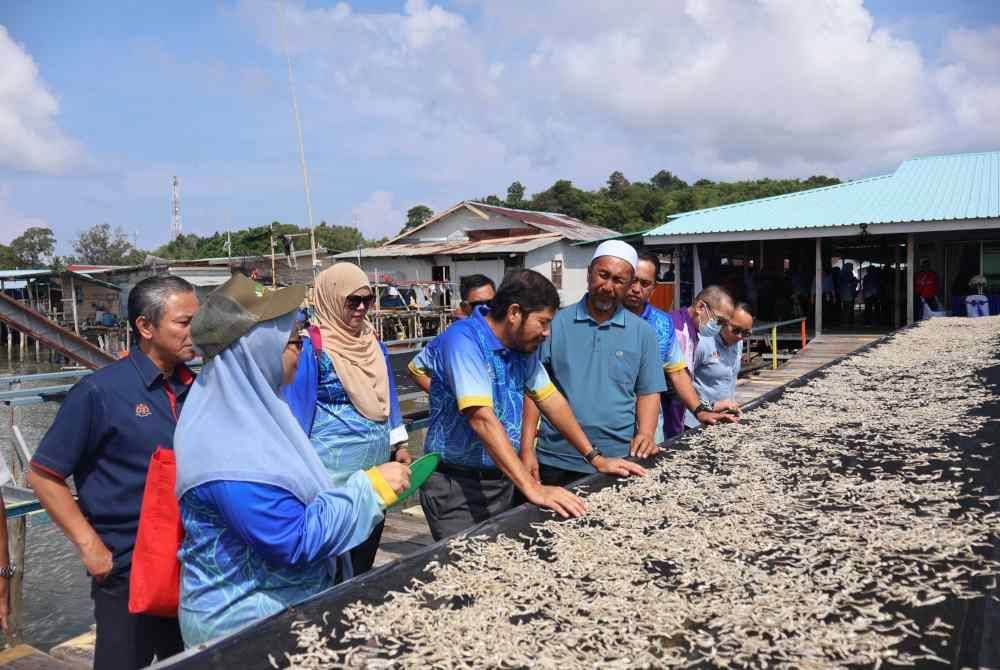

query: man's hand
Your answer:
[593,456,646,478]
[376,462,412,494]
[713,400,741,416]
[629,433,660,459]
[79,536,113,582]
[393,446,413,465]
[695,409,739,426]
[524,485,587,519]
[520,448,540,484]
[0,578,9,632]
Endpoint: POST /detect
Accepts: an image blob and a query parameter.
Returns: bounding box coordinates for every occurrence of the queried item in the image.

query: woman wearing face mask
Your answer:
[288,263,411,576]
[663,285,739,438]
[173,274,410,647]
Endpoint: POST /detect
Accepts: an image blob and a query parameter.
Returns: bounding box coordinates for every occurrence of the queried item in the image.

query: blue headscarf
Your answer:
[175,311,333,503]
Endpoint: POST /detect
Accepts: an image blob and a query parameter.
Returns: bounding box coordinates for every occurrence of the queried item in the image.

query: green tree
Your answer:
[313,221,366,253]
[72,223,145,265]
[651,170,688,191]
[506,181,526,208]
[0,244,20,269]
[607,171,630,198]
[402,205,434,234]
[10,227,55,266]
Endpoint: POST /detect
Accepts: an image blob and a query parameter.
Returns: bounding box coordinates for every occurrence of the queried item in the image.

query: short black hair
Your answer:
[128,275,195,338]
[734,302,753,317]
[489,269,560,320]
[636,251,660,279]
[459,274,496,301]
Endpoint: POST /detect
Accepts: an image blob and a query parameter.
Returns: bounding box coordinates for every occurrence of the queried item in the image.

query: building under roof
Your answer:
[336,201,617,305]
[643,150,1000,332]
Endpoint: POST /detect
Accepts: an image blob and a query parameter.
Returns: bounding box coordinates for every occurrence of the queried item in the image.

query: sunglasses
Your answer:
[463,299,492,311]
[345,294,375,309]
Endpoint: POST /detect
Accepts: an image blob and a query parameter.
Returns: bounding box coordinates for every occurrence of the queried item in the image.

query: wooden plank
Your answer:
[0,646,79,670]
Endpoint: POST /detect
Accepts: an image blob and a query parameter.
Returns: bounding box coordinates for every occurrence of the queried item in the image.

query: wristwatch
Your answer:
[694,402,714,416]
[0,563,16,578]
[583,447,603,464]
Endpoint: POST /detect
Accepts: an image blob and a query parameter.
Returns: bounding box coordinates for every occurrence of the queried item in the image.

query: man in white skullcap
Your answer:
[521,240,668,486]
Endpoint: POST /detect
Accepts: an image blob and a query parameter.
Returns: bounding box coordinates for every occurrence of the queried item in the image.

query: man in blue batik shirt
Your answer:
[622,251,731,442]
[416,269,645,540]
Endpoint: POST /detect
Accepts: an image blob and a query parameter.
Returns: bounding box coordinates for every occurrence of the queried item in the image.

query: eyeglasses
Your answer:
[345,294,375,309]
[728,326,751,338]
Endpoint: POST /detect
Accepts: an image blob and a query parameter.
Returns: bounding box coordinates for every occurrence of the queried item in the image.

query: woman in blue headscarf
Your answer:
[173,274,410,647]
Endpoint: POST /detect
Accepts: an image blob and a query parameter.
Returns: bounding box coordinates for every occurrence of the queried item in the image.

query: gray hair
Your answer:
[128,275,195,337]
[694,285,734,312]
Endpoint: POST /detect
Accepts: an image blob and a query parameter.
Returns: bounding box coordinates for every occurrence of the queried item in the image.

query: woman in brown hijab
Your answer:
[309,263,411,574]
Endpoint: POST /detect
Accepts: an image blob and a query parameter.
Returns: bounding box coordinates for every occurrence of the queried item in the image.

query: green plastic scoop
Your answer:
[390,453,441,508]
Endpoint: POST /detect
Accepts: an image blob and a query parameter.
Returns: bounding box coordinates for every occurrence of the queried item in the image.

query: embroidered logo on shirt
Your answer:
[135,403,152,417]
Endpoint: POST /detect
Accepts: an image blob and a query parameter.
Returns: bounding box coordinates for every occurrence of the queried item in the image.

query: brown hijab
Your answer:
[314,263,390,422]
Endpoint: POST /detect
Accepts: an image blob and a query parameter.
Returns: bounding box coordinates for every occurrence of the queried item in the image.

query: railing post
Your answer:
[771,325,778,370]
[801,319,807,350]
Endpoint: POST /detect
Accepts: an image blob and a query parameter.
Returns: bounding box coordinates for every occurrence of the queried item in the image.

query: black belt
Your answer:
[437,462,507,481]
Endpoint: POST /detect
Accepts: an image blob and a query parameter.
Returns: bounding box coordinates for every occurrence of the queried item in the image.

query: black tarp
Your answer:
[159,330,1000,669]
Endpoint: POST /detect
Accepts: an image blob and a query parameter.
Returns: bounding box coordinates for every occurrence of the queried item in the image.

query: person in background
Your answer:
[523,241,665,486]
[839,262,859,326]
[174,274,409,647]
[665,285,740,439]
[418,269,644,541]
[915,258,942,317]
[408,274,497,393]
[683,304,753,428]
[304,263,411,575]
[621,251,732,444]
[28,276,198,670]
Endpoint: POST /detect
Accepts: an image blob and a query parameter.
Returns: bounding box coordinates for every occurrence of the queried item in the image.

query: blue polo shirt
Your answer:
[683,334,743,428]
[419,306,556,469]
[536,297,667,473]
[30,348,194,578]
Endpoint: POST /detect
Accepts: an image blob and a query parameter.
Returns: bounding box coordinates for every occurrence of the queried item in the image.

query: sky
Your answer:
[1,0,999,254]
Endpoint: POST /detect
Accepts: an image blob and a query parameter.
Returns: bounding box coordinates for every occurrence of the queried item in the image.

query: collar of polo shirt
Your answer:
[574,295,627,327]
[130,347,194,388]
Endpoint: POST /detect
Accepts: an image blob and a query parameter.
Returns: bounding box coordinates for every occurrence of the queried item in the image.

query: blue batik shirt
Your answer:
[419,306,556,469]
[311,342,407,486]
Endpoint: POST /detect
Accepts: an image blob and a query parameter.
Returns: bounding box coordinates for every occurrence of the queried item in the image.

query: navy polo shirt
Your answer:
[30,348,194,578]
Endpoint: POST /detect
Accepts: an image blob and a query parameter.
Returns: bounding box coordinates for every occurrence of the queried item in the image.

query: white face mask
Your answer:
[698,303,722,338]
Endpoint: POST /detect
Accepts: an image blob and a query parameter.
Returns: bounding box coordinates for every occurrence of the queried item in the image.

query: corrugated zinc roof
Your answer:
[333,233,561,259]
[645,150,1000,237]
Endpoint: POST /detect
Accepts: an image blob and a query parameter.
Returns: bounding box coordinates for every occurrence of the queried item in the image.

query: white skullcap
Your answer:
[591,239,638,271]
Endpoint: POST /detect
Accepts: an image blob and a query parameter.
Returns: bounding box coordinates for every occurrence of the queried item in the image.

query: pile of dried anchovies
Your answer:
[279,318,1000,669]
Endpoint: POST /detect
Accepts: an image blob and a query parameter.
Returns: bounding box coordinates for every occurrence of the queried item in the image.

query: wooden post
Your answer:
[800,319,807,350]
[34,337,40,363]
[893,242,902,329]
[69,275,80,335]
[6,328,11,363]
[771,325,778,370]
[814,237,823,337]
[19,331,25,362]
[906,234,915,325]
[7,381,26,645]
[673,247,680,310]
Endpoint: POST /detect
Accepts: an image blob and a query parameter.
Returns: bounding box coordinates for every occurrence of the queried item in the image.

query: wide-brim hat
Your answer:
[192,273,306,359]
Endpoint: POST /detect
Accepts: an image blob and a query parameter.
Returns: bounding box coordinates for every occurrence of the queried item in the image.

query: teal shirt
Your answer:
[536,298,667,473]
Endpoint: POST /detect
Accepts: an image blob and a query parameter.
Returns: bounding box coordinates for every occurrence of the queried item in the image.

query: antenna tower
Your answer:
[170,176,182,240]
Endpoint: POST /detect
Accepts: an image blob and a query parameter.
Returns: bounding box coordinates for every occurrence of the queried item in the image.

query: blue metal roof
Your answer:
[644,151,1000,237]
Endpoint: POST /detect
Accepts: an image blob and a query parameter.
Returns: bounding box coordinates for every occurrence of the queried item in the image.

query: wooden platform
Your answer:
[735,333,881,406]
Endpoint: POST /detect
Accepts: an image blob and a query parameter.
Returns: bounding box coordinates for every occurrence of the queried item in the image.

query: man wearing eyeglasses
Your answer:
[623,252,735,442]
[682,303,753,429]
[409,274,496,393]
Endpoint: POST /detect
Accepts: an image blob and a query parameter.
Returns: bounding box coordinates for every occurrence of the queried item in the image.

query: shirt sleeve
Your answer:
[440,332,494,411]
[635,324,669,396]
[30,378,102,479]
[382,344,408,444]
[663,337,687,374]
[523,353,556,403]
[407,347,430,378]
[194,470,384,569]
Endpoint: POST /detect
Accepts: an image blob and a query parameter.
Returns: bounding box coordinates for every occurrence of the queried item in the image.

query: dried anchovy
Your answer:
[279,317,1000,669]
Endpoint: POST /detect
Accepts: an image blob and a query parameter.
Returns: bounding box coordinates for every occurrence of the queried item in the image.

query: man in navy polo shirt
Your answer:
[29,276,199,670]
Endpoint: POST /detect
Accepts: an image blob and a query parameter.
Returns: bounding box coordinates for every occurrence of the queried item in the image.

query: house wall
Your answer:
[525,241,594,306]
[413,209,525,242]
[451,258,505,290]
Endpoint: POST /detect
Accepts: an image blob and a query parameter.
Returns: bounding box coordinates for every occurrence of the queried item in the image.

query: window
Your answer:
[550,259,563,289]
[431,265,451,282]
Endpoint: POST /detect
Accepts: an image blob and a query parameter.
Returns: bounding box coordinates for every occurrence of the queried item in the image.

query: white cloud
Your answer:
[0,25,80,174]
[350,190,405,239]
[0,186,49,244]
[241,0,1000,193]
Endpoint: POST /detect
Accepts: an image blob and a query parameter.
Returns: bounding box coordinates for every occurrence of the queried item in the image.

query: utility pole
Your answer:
[170,176,182,240]
[269,222,277,288]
